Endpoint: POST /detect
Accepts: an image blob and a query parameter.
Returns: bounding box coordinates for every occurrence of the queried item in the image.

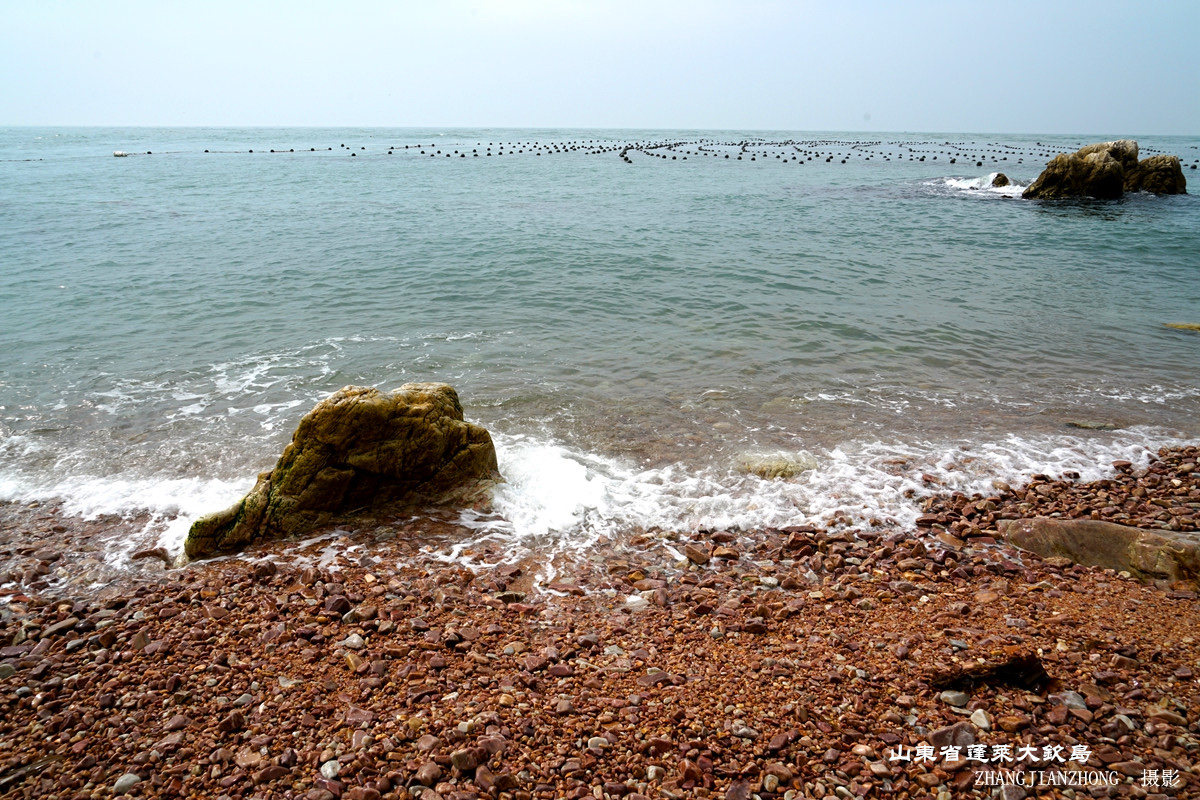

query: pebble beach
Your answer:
[2,445,1198,800]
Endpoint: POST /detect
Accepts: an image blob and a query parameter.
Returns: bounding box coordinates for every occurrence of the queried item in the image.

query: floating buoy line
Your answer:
[63,138,1195,174]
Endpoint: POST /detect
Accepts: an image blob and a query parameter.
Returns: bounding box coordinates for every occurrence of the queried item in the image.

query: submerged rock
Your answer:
[1022,140,1186,199]
[1064,419,1120,431]
[185,383,500,558]
[999,517,1200,586]
[737,451,818,480]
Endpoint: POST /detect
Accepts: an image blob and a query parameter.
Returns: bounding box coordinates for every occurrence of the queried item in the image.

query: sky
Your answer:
[3,0,1198,135]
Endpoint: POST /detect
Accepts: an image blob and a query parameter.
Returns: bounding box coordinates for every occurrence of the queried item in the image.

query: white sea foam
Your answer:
[934,174,1026,197]
[0,426,1186,574]
[0,471,252,562]
[447,427,1185,571]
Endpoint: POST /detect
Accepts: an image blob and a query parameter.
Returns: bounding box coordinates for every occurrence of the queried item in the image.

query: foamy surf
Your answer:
[445,427,1184,577]
[0,426,1186,577]
[0,471,252,563]
[934,174,1026,197]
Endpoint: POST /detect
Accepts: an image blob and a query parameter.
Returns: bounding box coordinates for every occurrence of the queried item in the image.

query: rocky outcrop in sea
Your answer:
[1022,139,1187,200]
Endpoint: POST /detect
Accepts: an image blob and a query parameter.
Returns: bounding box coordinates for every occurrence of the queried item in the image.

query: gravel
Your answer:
[0,446,1198,798]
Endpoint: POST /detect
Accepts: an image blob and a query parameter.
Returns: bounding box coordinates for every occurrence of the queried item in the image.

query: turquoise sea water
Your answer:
[1,127,1198,563]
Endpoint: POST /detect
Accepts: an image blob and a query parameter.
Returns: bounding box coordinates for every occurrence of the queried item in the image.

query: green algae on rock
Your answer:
[185,383,501,559]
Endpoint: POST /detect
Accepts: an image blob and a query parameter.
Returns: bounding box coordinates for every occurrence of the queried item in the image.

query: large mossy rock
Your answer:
[185,383,501,559]
[1022,140,1186,200]
[998,517,1200,587]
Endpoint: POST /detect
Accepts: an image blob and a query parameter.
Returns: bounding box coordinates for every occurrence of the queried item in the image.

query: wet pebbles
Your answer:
[1,448,1199,798]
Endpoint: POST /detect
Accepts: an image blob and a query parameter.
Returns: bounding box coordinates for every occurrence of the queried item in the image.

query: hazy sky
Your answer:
[4,0,1198,134]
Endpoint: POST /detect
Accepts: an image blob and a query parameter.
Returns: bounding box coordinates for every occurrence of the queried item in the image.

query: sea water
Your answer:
[1,127,1198,565]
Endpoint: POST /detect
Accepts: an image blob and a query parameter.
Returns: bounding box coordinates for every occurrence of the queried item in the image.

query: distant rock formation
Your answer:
[999,517,1200,587]
[1022,140,1186,199]
[991,173,1010,188]
[185,383,501,558]
[1022,139,1180,200]
[1023,140,1132,200]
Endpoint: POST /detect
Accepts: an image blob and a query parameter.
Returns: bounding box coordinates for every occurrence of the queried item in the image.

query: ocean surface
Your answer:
[2,127,1198,572]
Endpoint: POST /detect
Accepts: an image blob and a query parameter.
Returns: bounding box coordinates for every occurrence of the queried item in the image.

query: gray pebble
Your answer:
[113,773,142,793]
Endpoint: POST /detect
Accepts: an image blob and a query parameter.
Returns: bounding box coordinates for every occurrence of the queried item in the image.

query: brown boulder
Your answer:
[998,517,1200,586]
[1022,146,1124,200]
[1023,140,1186,199]
[991,173,1010,188]
[185,383,500,558]
[1124,154,1187,194]
[1076,139,1139,171]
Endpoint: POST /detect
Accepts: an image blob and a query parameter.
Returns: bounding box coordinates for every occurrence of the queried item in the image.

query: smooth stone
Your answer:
[341,633,365,650]
[732,723,760,739]
[320,760,341,780]
[1056,691,1087,710]
[970,708,991,730]
[624,594,649,610]
[939,690,971,707]
[999,516,1200,585]
[450,749,479,770]
[113,773,142,793]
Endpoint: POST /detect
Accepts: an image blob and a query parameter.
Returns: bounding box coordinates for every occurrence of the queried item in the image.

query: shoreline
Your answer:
[2,447,1198,798]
